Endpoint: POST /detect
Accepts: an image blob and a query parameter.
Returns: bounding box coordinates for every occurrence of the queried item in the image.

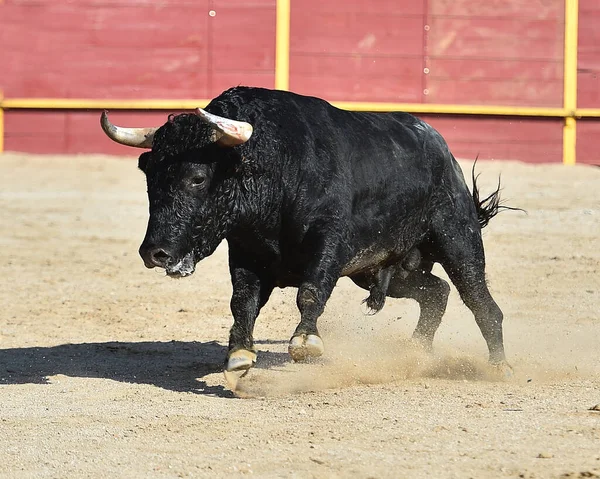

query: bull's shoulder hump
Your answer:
[210,87,426,127]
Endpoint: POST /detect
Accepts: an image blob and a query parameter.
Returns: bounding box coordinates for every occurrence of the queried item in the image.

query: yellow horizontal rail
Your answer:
[576,108,600,118]
[4,97,598,117]
[332,102,569,117]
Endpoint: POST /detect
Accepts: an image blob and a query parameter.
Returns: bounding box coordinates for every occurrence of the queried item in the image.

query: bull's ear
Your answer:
[138,152,151,173]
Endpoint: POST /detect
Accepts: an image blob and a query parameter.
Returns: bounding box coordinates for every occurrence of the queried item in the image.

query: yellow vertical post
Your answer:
[563,0,579,165]
[0,90,4,154]
[275,0,290,90]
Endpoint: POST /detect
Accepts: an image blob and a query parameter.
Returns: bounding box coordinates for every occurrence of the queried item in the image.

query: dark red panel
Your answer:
[576,0,600,12]
[426,57,563,106]
[210,5,276,72]
[0,0,581,165]
[426,18,564,61]
[578,72,600,108]
[293,0,424,15]
[428,58,563,82]
[4,111,175,155]
[425,76,563,107]
[0,3,211,99]
[0,3,210,49]
[0,2,275,100]
[419,115,564,163]
[290,55,423,102]
[290,1,425,102]
[4,112,69,154]
[576,120,600,165]
[577,0,600,108]
[2,48,210,99]
[429,0,563,19]
[209,72,275,97]
[291,11,424,57]
[213,0,275,6]
[425,0,564,108]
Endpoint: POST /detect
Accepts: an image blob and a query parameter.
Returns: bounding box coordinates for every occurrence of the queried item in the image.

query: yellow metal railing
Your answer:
[562,0,579,166]
[0,0,592,164]
[0,90,4,154]
[275,0,290,91]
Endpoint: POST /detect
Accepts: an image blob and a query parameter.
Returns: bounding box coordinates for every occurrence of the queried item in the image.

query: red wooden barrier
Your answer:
[0,0,598,164]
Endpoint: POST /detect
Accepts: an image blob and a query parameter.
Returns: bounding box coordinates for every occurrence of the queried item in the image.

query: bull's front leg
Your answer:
[289,233,344,362]
[226,259,274,375]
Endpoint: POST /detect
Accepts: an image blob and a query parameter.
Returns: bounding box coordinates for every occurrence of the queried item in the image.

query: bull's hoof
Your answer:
[223,349,257,391]
[226,349,257,372]
[288,334,324,362]
[490,360,514,380]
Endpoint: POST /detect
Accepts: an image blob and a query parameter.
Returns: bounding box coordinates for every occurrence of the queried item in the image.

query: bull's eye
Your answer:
[190,176,206,188]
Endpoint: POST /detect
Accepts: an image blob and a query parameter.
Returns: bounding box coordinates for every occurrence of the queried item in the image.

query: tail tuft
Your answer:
[471,157,524,229]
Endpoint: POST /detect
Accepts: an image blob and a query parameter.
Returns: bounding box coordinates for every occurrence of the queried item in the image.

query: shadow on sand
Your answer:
[0,340,289,398]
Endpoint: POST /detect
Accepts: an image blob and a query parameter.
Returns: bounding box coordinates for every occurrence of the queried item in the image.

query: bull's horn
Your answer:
[195,108,253,146]
[100,111,157,149]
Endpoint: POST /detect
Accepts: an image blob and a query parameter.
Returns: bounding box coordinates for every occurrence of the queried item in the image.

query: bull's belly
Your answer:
[341,245,401,276]
[272,245,398,287]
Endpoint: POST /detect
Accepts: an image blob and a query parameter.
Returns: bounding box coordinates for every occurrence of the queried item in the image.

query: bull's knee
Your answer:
[288,334,324,362]
[297,284,324,315]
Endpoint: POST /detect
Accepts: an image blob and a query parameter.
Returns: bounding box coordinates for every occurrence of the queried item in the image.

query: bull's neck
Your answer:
[217,163,279,236]
[223,168,292,262]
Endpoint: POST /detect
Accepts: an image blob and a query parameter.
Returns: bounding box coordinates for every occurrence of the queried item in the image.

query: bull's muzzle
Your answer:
[139,245,173,269]
[139,244,196,277]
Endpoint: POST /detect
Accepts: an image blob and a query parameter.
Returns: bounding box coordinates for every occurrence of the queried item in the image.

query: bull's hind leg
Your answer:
[433,223,510,370]
[350,264,449,350]
[386,267,451,351]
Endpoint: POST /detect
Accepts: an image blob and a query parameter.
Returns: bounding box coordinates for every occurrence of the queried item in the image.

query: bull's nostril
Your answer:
[149,248,171,268]
[152,250,168,261]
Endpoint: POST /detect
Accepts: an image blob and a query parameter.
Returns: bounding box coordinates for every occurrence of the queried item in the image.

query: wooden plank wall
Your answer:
[288,0,566,163]
[576,0,600,164]
[422,0,565,163]
[0,0,597,163]
[289,0,426,103]
[424,0,564,107]
[0,0,275,155]
[421,116,564,164]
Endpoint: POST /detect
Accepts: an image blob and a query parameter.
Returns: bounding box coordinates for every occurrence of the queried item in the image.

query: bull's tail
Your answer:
[471,158,524,229]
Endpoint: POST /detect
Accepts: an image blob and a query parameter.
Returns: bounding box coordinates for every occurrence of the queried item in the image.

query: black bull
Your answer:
[101,86,515,378]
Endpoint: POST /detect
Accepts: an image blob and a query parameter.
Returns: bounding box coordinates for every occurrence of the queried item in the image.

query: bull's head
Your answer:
[101,108,253,277]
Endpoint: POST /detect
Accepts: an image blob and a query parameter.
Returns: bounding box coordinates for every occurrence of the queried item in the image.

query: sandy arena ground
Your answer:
[0,152,599,478]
